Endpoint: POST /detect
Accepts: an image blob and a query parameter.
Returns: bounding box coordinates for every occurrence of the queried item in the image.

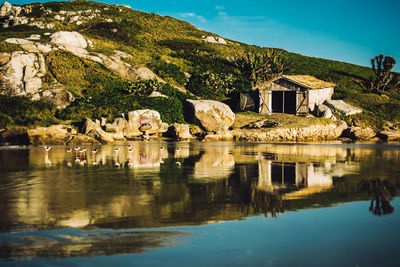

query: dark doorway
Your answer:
[284,91,296,114]
[272,91,296,114]
[272,91,283,113]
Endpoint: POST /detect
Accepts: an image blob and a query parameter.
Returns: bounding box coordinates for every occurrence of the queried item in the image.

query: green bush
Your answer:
[58,87,186,124]
[147,60,187,85]
[0,95,57,127]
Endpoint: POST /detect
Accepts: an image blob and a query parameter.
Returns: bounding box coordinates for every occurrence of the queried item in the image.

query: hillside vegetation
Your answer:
[0,0,399,130]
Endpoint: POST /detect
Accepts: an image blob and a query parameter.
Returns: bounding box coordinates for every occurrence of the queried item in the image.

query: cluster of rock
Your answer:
[0,2,117,28]
[0,30,168,108]
[54,9,101,25]
[312,99,362,120]
[233,121,348,142]
[0,2,54,29]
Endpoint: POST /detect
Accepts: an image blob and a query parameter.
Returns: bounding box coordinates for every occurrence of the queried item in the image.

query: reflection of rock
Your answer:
[186,99,235,132]
[192,146,235,180]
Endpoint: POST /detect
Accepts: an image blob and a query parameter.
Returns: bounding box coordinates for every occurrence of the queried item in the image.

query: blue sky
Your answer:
[8,0,400,71]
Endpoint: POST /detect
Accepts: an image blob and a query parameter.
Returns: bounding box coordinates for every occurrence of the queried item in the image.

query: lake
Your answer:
[0,141,400,266]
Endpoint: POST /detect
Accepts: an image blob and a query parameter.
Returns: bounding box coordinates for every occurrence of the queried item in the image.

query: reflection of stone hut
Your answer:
[258,75,335,115]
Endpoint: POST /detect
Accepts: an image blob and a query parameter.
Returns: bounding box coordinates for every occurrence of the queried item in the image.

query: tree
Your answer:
[232,48,291,88]
[369,54,396,93]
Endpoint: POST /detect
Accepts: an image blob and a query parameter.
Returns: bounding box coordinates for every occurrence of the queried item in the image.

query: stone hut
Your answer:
[258,75,335,115]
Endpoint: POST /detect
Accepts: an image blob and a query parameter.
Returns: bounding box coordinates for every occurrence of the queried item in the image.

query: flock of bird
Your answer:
[43,145,182,167]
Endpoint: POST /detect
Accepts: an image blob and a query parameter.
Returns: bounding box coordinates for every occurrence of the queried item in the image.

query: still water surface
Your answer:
[0,141,399,266]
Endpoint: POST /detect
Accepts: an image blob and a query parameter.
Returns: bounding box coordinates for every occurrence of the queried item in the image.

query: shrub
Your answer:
[147,60,187,85]
[186,71,238,99]
[0,95,57,127]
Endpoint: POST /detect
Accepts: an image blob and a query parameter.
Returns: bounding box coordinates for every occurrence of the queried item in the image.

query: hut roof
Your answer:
[281,75,336,89]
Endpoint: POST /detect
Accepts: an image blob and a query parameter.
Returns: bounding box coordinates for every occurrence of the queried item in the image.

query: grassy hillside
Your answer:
[0,0,399,130]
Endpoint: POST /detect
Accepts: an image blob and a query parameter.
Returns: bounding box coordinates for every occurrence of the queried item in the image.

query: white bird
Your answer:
[92,148,98,154]
[44,146,51,151]
[160,146,164,151]
[176,161,181,166]
[175,147,181,151]
[114,147,120,152]
[128,148,134,153]
[127,144,133,149]
[74,147,80,151]
[66,148,71,153]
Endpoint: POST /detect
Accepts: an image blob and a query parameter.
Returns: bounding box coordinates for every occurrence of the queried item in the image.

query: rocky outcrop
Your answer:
[0,51,45,95]
[315,104,334,119]
[124,110,168,138]
[81,118,115,144]
[341,127,376,140]
[186,100,235,132]
[202,36,227,44]
[233,121,348,141]
[243,118,280,129]
[27,125,99,145]
[31,88,75,109]
[203,131,234,142]
[166,124,193,140]
[377,131,400,141]
[324,100,362,116]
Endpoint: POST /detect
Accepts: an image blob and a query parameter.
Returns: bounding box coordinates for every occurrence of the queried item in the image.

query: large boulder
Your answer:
[0,127,29,145]
[315,104,333,119]
[377,131,400,141]
[81,118,115,143]
[31,88,75,109]
[167,124,193,140]
[50,31,88,56]
[0,51,45,95]
[27,125,98,145]
[50,31,87,49]
[124,109,168,138]
[186,100,235,132]
[342,127,376,140]
[324,100,362,116]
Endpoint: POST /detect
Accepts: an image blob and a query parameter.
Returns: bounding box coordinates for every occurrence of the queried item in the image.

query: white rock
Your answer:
[186,100,235,132]
[324,100,362,116]
[1,51,45,95]
[124,110,168,138]
[50,31,87,49]
[27,34,41,40]
[0,2,12,17]
[54,15,65,21]
[149,91,168,98]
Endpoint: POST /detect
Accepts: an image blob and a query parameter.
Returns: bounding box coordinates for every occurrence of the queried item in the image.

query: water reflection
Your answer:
[0,142,400,233]
[0,229,185,259]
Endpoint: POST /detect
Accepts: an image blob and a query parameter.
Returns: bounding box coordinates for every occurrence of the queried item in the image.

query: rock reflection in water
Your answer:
[0,142,399,234]
[0,230,185,260]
